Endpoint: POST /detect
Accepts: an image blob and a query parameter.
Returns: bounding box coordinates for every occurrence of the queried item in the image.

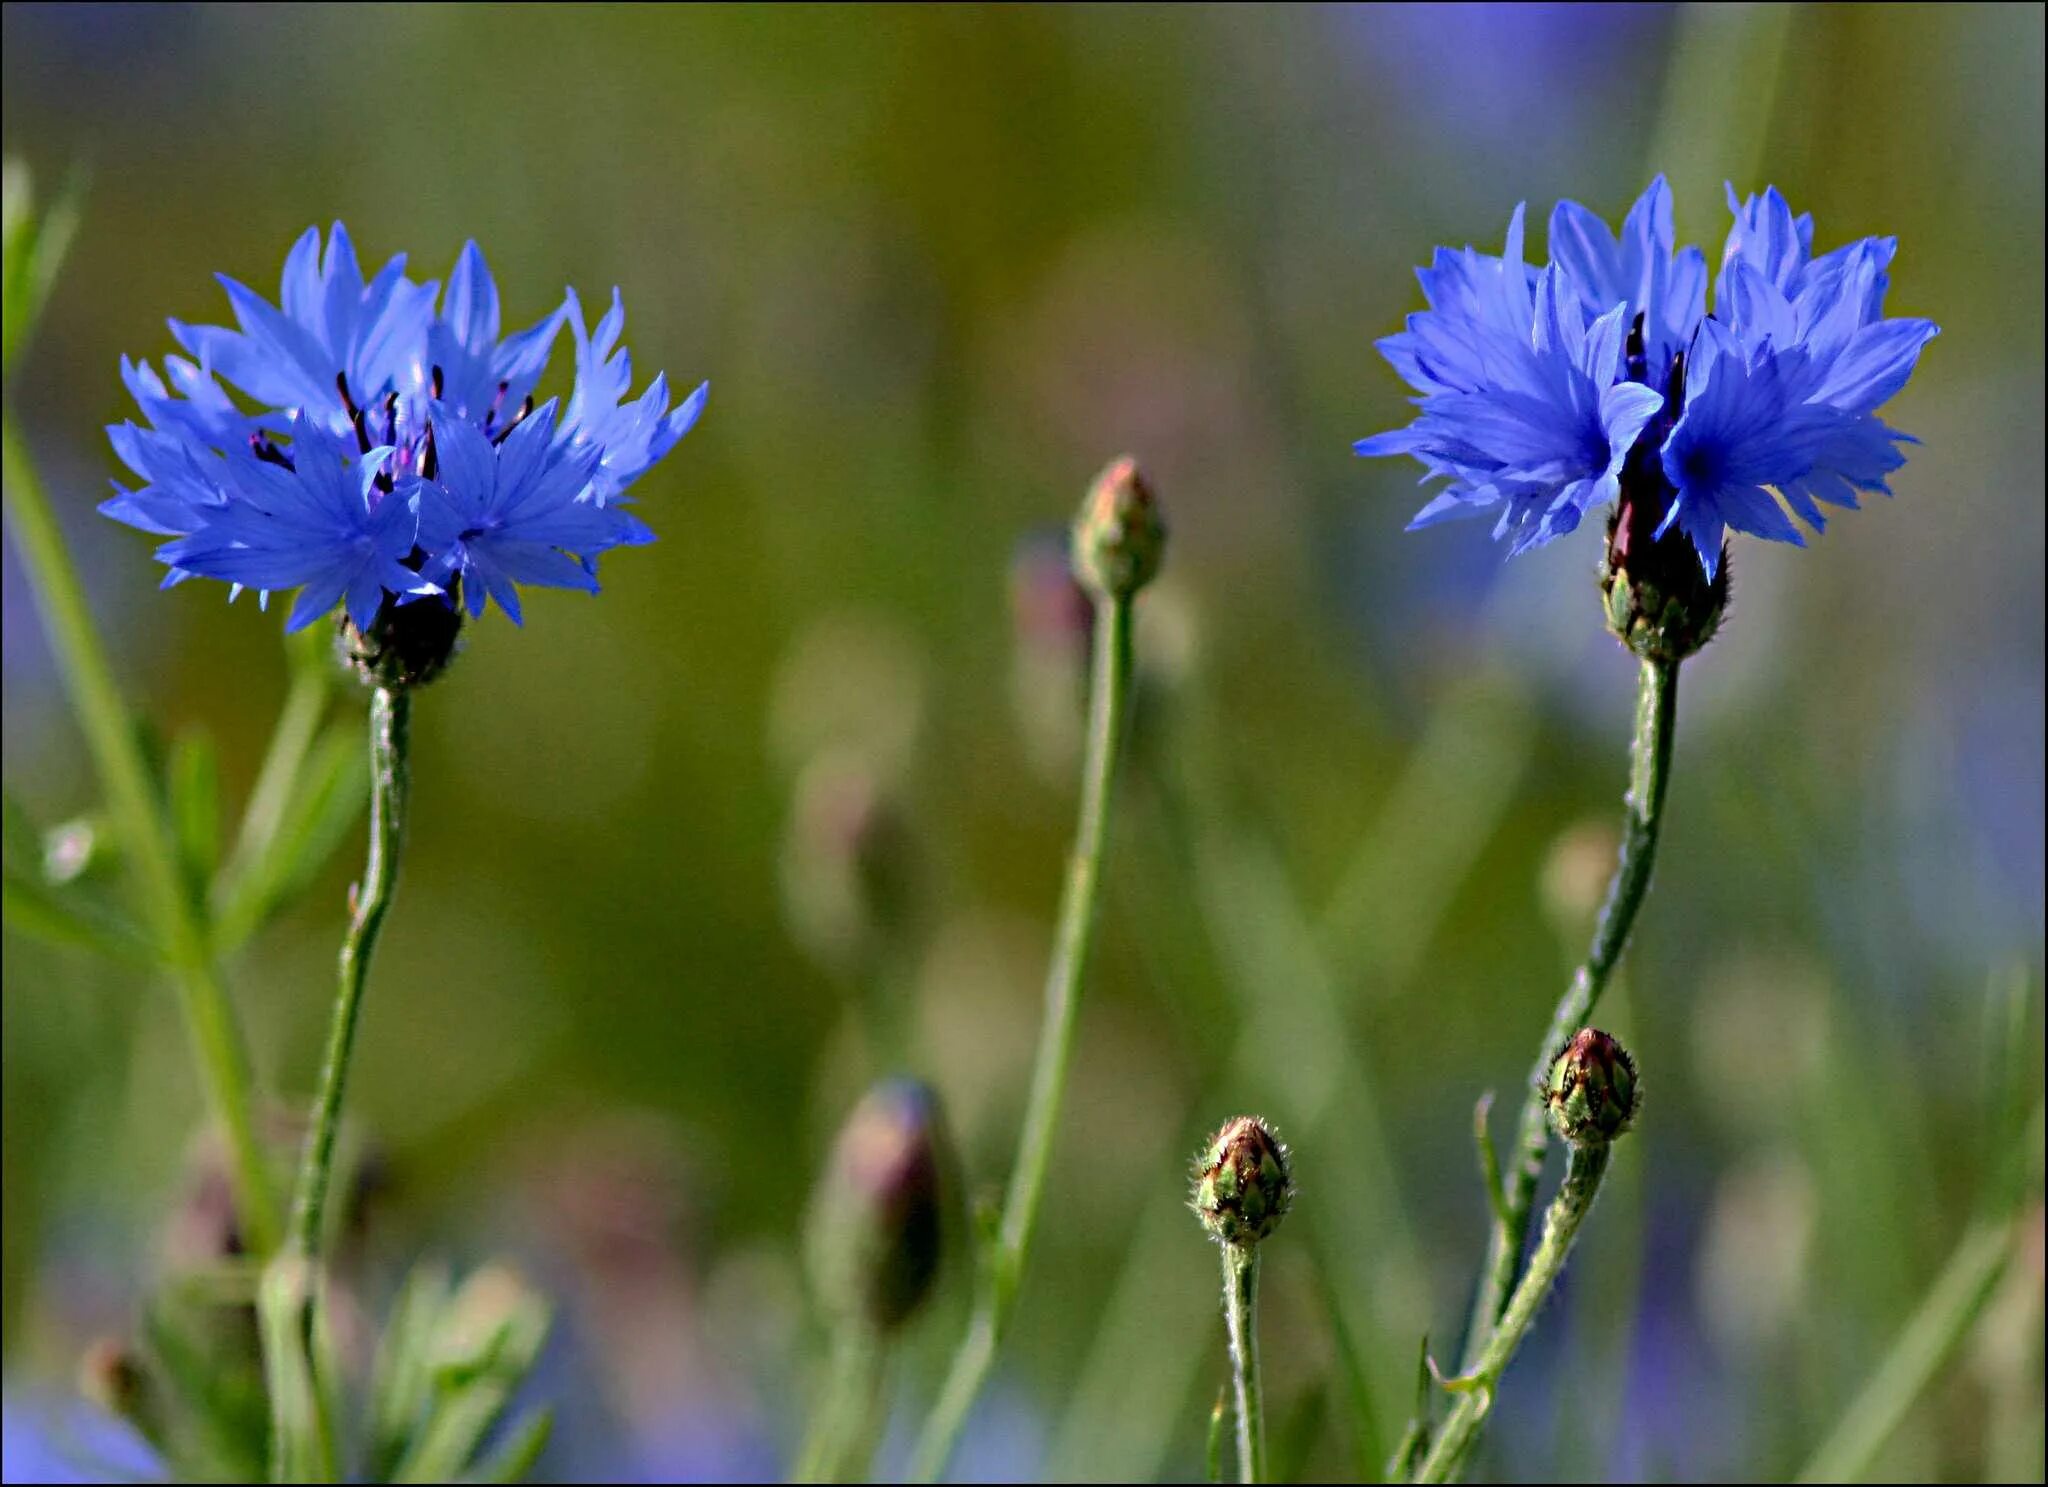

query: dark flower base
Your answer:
[1600,476,1729,664]
[337,594,463,691]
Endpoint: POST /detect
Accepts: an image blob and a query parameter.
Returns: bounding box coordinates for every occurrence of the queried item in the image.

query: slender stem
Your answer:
[910,594,1136,1481]
[1,415,281,1255]
[1223,1244,1266,1484]
[1419,1142,1614,1483]
[1463,656,1677,1368]
[792,1325,884,1483]
[284,685,410,1258]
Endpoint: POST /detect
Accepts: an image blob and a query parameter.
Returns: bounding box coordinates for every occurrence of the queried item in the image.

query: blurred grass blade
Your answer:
[212,720,369,953]
[393,1266,553,1483]
[143,1292,270,1482]
[1795,1212,2021,1483]
[1,157,85,375]
[463,1407,554,1484]
[168,729,222,904]
[1273,1382,1328,1486]
[214,660,332,929]
[1206,1386,1228,1485]
[1316,1257,1381,1481]
[3,406,283,1253]
[4,788,158,964]
[1385,1336,1433,1483]
[2,868,160,966]
[369,1261,454,1480]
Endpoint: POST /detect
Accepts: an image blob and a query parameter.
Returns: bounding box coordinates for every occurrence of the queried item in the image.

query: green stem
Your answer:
[1,414,281,1255]
[1419,1142,1614,1483]
[792,1325,884,1483]
[285,684,410,1258]
[1463,656,1677,1369]
[910,594,1136,1482]
[1223,1244,1266,1484]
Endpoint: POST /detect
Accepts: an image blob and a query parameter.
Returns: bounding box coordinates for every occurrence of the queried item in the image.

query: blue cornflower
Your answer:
[413,400,652,626]
[1358,177,1937,579]
[103,224,706,632]
[154,414,430,634]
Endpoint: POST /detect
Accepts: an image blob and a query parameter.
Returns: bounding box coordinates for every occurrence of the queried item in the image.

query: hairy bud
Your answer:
[1544,1027,1640,1146]
[1193,1116,1293,1246]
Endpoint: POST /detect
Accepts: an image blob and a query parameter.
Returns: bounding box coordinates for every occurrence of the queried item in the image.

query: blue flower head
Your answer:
[105,225,707,637]
[1357,177,1937,581]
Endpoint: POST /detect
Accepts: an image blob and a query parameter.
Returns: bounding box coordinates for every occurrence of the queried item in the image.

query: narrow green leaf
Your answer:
[368,1262,454,1481]
[2,157,85,375]
[1385,1335,1433,1483]
[167,730,221,902]
[1,870,159,967]
[1313,1250,1381,1481]
[142,1292,269,1482]
[1,790,39,874]
[462,1407,554,1484]
[393,1267,553,1483]
[1796,1214,2019,1483]
[1205,1386,1228,1485]
[1273,1383,1329,1485]
[212,722,368,953]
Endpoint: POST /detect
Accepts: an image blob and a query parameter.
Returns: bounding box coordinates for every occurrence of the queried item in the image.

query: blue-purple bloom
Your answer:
[1357,178,1937,577]
[104,224,706,629]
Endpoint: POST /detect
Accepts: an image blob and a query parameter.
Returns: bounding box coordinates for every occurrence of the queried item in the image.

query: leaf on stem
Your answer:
[168,730,222,905]
[211,721,369,952]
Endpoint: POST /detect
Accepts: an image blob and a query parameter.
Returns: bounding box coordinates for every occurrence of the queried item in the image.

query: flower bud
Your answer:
[781,750,918,977]
[1072,456,1166,603]
[1600,474,1728,663]
[1192,1116,1292,1246]
[337,594,463,691]
[806,1078,948,1331]
[1544,1028,1640,1146]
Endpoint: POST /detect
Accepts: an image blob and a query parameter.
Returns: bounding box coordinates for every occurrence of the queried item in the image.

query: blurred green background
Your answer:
[3,3,2042,1481]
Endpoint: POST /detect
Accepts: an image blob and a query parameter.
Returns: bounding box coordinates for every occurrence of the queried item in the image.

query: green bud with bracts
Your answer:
[1072,455,1166,603]
[1193,1115,1293,1247]
[807,1078,950,1332]
[1544,1027,1641,1146]
[1600,462,1729,664]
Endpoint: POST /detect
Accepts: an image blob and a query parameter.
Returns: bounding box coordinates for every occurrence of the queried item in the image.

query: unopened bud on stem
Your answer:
[1544,1027,1640,1146]
[1072,456,1166,603]
[807,1078,949,1331]
[1193,1116,1293,1247]
[1600,471,1728,663]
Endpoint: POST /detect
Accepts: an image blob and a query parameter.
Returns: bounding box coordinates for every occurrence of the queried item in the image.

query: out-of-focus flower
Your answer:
[102,224,706,630]
[1358,178,1937,580]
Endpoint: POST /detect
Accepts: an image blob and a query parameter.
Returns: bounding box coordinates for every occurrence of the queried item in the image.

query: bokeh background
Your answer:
[3,3,2042,1481]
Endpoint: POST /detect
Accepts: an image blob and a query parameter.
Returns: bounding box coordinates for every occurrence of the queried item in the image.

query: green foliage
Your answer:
[1,157,83,376]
